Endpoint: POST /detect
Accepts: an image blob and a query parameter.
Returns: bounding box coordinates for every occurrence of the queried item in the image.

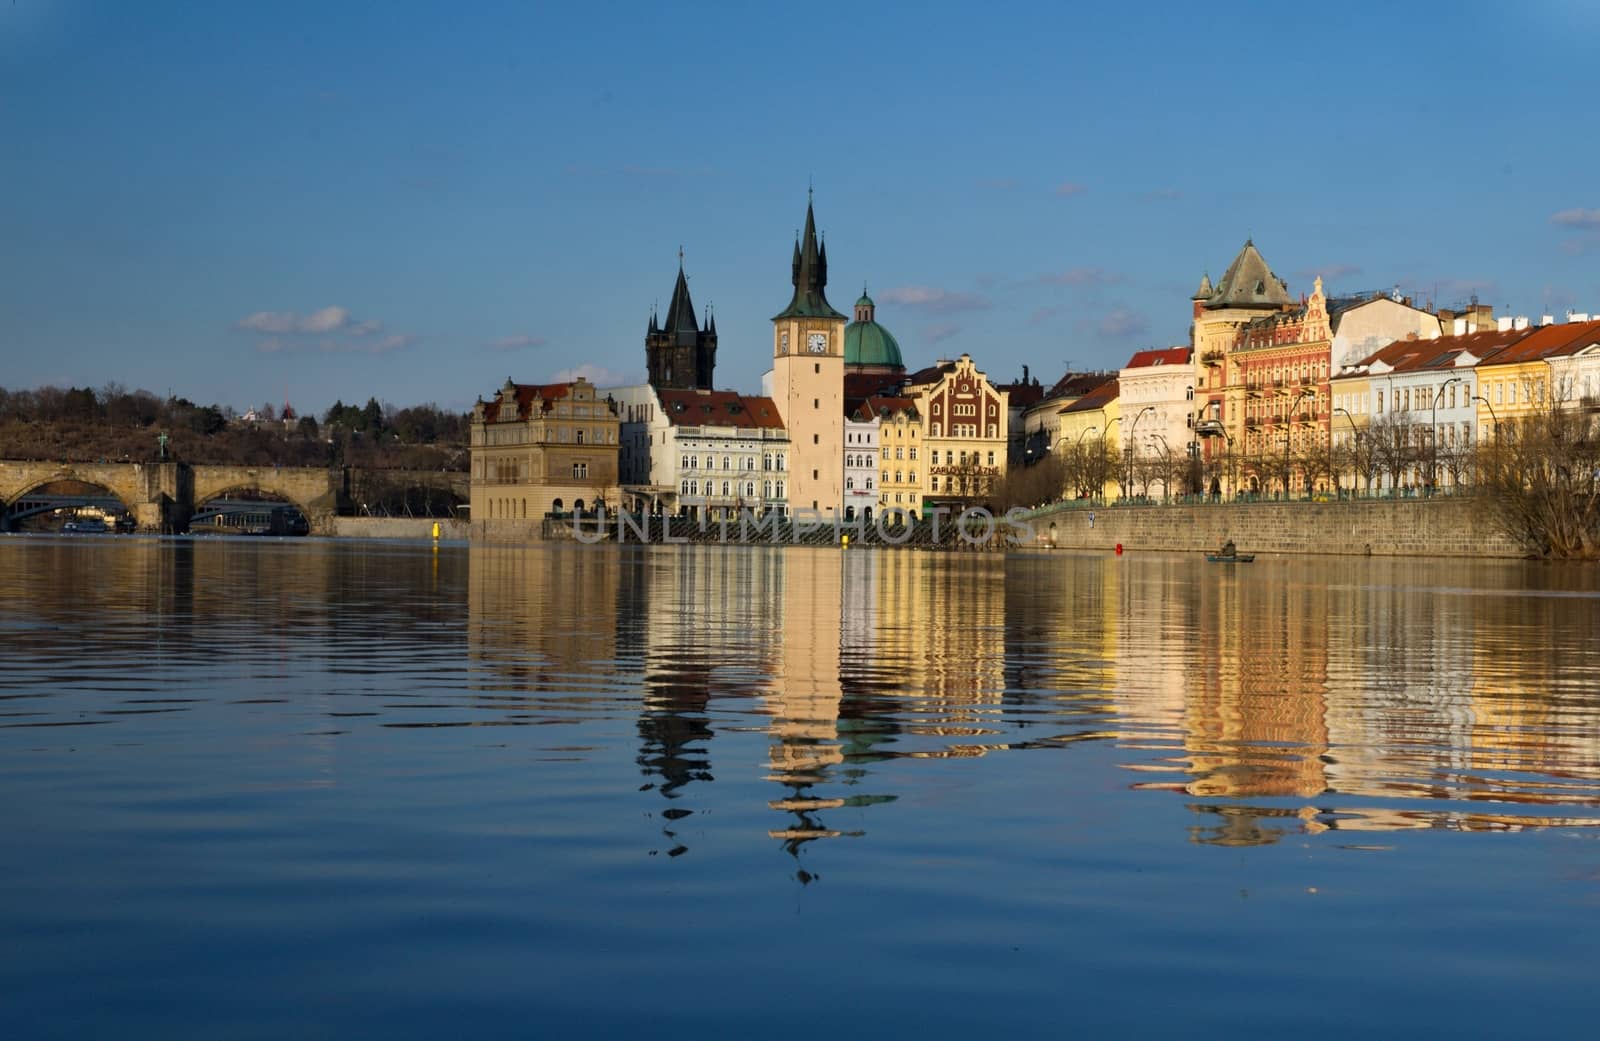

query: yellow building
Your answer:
[857,395,924,515]
[469,376,621,534]
[1056,378,1122,499]
[907,354,1009,507]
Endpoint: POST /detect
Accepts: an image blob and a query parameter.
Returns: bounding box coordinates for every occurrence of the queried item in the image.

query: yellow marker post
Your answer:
[431,521,441,540]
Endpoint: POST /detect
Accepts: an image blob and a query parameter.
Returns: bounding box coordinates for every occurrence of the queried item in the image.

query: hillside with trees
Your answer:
[0,384,468,471]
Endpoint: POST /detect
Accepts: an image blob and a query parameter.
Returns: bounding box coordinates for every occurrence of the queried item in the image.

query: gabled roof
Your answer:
[850,395,919,422]
[995,381,1044,408]
[1040,370,1115,402]
[657,389,784,429]
[904,361,957,387]
[1349,327,1525,374]
[1478,319,1600,368]
[481,381,572,422]
[1123,346,1192,370]
[1059,379,1119,414]
[1204,240,1292,311]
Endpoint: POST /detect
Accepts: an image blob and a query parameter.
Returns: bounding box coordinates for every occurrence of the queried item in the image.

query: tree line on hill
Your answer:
[0,383,468,470]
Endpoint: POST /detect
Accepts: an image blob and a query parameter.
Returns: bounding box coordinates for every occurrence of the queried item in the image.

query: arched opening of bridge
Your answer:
[3,479,137,534]
[348,472,467,519]
[189,488,310,536]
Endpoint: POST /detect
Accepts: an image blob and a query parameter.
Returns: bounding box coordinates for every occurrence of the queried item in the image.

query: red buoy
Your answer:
[1114,543,1123,555]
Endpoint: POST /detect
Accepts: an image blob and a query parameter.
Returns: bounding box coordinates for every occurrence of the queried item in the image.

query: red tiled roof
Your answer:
[1476,319,1600,369]
[481,381,574,422]
[1123,346,1192,369]
[658,389,784,429]
[852,395,919,421]
[1060,379,1119,414]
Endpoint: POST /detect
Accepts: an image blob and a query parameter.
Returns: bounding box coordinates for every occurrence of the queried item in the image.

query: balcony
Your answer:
[1244,417,1259,429]
[1298,411,1313,423]
[1201,350,1225,366]
[1272,378,1285,389]
[1300,375,1314,386]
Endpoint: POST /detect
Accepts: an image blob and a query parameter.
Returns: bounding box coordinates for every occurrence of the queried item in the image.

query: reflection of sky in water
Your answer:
[3,538,1600,1037]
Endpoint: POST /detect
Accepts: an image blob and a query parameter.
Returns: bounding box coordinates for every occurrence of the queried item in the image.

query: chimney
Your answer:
[1568,311,1591,323]
[1513,316,1530,331]
[1497,316,1514,332]
[1452,317,1468,336]
[1541,315,1555,326]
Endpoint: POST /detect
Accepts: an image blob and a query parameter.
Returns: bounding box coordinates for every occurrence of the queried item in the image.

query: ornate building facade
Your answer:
[469,377,621,531]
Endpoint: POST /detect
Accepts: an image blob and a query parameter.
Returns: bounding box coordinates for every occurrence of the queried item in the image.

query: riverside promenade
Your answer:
[1017,494,1524,559]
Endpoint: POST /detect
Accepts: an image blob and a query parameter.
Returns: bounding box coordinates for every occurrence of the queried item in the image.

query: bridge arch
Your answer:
[2,476,140,532]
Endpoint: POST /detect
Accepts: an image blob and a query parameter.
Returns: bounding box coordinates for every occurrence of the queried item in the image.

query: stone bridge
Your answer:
[0,461,347,534]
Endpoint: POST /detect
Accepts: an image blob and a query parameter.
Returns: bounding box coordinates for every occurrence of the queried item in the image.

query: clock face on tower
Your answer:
[807,332,827,354]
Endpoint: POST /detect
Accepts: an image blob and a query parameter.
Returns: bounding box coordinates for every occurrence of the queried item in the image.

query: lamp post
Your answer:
[1334,406,1358,497]
[1148,432,1172,502]
[1472,393,1499,487]
[1285,389,1312,499]
[1126,406,1155,500]
[1431,376,1463,493]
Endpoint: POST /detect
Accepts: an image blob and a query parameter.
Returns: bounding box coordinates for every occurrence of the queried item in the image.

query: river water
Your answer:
[2,537,1598,1038]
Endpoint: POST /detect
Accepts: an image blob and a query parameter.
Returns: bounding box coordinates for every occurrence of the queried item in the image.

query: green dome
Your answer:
[844,315,904,369]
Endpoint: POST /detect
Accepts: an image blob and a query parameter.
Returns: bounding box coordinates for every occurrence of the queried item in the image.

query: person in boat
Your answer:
[1218,538,1236,558]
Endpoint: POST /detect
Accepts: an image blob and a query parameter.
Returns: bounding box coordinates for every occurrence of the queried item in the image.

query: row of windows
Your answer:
[680,454,787,470]
[931,449,997,466]
[679,479,784,499]
[844,476,875,490]
[873,446,918,461]
[932,401,997,417]
[881,471,917,484]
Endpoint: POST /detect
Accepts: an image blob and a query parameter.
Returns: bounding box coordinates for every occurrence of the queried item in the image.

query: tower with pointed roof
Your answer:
[771,193,847,514]
[646,252,717,391]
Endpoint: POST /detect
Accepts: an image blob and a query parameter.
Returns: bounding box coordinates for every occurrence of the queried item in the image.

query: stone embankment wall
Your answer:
[332,517,469,540]
[1021,496,1523,558]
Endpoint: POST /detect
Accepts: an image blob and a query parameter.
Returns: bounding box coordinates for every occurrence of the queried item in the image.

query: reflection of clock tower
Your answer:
[771,194,847,514]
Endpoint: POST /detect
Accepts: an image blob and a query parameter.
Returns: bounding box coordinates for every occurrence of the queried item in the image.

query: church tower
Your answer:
[646,253,717,391]
[771,194,847,515]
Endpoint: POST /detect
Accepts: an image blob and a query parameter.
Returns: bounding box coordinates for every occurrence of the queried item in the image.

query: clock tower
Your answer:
[771,194,847,515]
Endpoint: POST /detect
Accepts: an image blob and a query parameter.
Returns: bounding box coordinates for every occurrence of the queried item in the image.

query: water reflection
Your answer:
[5,538,1600,865]
[459,545,1600,863]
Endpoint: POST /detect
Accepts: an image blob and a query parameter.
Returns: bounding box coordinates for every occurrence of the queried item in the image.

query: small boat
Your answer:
[1205,552,1255,563]
[61,517,110,534]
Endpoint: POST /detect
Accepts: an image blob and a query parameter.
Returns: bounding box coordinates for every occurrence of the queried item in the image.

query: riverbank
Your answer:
[1020,495,1523,558]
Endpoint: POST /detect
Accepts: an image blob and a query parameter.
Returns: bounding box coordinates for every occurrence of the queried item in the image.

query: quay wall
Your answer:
[331,517,469,540]
[1020,496,1524,559]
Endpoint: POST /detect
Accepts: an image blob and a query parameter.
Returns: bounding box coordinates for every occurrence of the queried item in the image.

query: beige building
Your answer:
[861,395,923,515]
[907,354,1009,507]
[469,377,621,532]
[770,197,846,515]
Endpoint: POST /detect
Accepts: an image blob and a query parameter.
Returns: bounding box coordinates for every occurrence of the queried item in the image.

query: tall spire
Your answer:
[664,250,698,336]
[774,194,844,320]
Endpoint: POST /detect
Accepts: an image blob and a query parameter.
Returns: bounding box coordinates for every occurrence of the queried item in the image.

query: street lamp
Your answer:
[1284,389,1312,498]
[1431,376,1463,493]
[1472,394,1499,442]
[1148,432,1172,502]
[1334,406,1358,497]
[1126,406,1155,500]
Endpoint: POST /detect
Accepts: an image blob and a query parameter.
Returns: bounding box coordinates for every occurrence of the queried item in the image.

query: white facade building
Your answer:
[611,383,791,518]
[843,413,879,520]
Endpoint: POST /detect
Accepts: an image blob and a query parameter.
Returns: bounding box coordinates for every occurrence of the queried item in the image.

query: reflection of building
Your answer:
[469,377,621,529]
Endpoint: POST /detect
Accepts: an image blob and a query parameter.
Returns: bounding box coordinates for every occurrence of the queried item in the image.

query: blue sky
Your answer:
[4,1,1599,416]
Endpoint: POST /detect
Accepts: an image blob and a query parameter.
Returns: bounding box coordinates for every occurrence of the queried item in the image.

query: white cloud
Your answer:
[923,322,962,344]
[878,286,991,312]
[1096,308,1150,338]
[1551,208,1600,230]
[488,334,548,352]
[551,363,625,386]
[1039,267,1124,287]
[1055,181,1088,197]
[236,305,414,357]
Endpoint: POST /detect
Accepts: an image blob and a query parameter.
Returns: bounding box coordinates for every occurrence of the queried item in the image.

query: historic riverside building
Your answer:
[469,377,621,529]
[612,384,790,519]
[907,354,1009,508]
[769,196,847,514]
[1117,346,1195,498]
[645,254,717,391]
[841,289,907,520]
[860,394,922,515]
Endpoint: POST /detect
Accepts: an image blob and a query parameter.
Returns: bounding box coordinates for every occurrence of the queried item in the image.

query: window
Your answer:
[846,477,854,490]
[987,451,995,466]
[909,447,917,461]
[896,447,904,460]
[575,429,584,445]
[813,434,819,445]
[572,462,588,479]
[722,481,731,496]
